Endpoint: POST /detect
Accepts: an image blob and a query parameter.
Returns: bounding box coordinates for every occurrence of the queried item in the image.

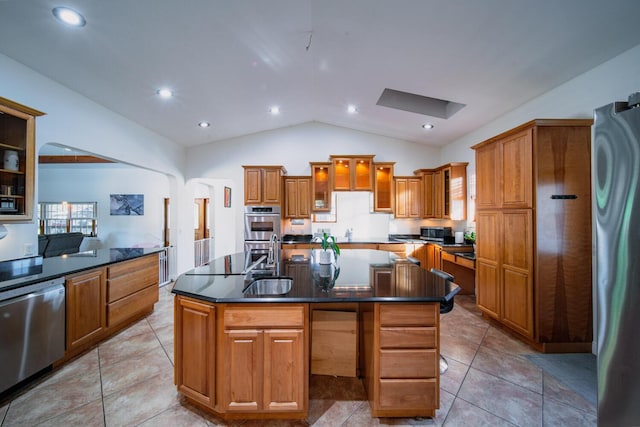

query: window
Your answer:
[38,202,97,236]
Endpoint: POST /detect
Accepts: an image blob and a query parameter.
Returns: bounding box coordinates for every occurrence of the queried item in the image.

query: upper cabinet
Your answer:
[0,97,45,222]
[393,176,422,218]
[373,162,394,213]
[243,166,286,205]
[475,130,532,209]
[331,155,374,191]
[415,163,468,220]
[310,162,332,212]
[284,176,311,219]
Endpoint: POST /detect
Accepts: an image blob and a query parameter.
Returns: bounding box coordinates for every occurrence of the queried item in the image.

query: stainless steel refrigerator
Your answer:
[595,92,640,426]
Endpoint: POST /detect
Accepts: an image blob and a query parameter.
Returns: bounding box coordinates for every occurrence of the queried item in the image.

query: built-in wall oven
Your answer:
[244,205,281,270]
[244,205,281,241]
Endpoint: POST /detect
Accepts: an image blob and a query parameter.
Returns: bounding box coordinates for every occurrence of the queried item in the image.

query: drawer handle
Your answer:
[551,195,577,200]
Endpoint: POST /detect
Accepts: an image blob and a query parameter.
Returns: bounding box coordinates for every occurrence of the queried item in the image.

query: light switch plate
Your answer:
[24,243,35,256]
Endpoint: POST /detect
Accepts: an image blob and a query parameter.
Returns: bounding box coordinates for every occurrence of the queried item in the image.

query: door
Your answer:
[223,329,262,412]
[66,268,106,352]
[194,198,209,240]
[263,329,305,411]
[175,297,216,408]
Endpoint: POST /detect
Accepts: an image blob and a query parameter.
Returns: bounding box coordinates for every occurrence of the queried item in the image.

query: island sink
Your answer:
[243,277,292,295]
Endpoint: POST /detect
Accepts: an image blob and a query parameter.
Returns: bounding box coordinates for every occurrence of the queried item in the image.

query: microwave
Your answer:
[420,226,453,243]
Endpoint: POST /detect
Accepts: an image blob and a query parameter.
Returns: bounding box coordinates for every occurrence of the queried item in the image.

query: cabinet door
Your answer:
[175,297,216,408]
[66,268,106,352]
[407,178,422,218]
[433,170,443,217]
[446,164,468,220]
[284,178,298,218]
[501,129,532,208]
[244,168,262,205]
[297,178,310,217]
[263,168,282,204]
[310,163,332,211]
[501,210,534,338]
[353,158,373,190]
[475,142,500,209]
[475,211,500,318]
[373,163,394,212]
[422,172,435,218]
[332,158,351,190]
[263,329,305,412]
[223,329,262,412]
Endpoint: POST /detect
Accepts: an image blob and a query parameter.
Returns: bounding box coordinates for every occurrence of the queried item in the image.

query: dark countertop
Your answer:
[281,234,475,251]
[0,247,166,293]
[172,249,460,304]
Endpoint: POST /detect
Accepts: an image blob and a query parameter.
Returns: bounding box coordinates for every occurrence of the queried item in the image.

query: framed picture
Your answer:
[224,186,231,208]
[110,194,144,215]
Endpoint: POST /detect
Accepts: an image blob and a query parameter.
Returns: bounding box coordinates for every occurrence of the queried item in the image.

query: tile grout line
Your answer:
[97,344,108,427]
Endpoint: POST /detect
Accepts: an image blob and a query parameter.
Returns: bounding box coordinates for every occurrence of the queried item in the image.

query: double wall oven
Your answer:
[244,206,281,267]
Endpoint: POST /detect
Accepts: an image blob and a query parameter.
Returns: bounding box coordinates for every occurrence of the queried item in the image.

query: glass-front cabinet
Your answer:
[330,155,374,191]
[0,97,45,222]
[310,162,332,212]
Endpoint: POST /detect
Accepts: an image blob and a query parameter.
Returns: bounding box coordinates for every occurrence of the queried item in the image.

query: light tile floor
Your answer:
[0,285,597,426]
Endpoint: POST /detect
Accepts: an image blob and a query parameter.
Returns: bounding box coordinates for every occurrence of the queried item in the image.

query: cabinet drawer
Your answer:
[379,349,437,378]
[107,284,158,327]
[379,304,437,327]
[224,306,305,328]
[107,264,158,303]
[457,256,475,269]
[107,254,159,278]
[379,327,436,349]
[378,379,438,410]
[441,252,455,263]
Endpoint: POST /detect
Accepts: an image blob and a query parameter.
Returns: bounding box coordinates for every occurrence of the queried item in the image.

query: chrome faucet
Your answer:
[267,234,279,267]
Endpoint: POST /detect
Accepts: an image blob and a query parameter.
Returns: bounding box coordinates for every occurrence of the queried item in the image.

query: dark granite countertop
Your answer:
[172,248,460,304]
[0,247,166,293]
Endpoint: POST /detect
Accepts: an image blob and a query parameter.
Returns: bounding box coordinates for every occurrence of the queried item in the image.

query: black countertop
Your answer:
[172,249,460,304]
[0,247,166,293]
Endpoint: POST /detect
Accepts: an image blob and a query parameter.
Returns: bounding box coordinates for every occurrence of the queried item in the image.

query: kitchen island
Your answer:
[172,249,460,420]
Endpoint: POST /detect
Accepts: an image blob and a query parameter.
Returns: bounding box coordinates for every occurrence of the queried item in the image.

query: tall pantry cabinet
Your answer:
[472,119,593,352]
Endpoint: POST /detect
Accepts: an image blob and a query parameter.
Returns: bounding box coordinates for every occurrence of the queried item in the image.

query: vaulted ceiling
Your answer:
[1,0,640,149]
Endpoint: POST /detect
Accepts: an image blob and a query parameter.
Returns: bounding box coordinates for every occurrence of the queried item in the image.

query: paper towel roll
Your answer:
[455,231,464,244]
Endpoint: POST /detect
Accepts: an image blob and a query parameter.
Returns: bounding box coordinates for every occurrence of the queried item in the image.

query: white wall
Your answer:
[186,122,443,253]
[38,163,169,249]
[0,52,195,274]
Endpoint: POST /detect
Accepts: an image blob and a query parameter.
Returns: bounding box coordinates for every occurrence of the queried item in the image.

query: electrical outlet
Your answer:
[24,243,35,256]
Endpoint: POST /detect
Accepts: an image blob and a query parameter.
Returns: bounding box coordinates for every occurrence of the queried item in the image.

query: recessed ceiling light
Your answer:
[156,88,174,99]
[269,106,280,115]
[52,7,86,27]
[422,123,434,130]
[347,105,358,114]
[198,121,211,128]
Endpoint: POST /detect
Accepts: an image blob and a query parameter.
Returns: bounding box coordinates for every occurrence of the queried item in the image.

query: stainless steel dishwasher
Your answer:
[0,277,66,394]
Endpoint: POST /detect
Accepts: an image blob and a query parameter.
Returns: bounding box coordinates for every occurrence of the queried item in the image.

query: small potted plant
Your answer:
[464,231,476,251]
[319,232,340,264]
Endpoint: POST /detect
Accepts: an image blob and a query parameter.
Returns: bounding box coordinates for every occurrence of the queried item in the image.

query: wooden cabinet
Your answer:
[415,163,467,219]
[65,267,107,353]
[221,305,308,415]
[106,254,159,327]
[283,176,310,218]
[63,254,160,362]
[472,119,593,351]
[364,303,439,418]
[393,177,422,218]
[310,162,332,212]
[174,296,216,408]
[243,166,286,205]
[0,97,44,221]
[331,155,374,191]
[373,162,394,213]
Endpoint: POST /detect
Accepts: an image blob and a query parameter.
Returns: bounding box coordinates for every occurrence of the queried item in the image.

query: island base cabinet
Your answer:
[219,304,308,419]
[364,303,439,418]
[174,296,216,409]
